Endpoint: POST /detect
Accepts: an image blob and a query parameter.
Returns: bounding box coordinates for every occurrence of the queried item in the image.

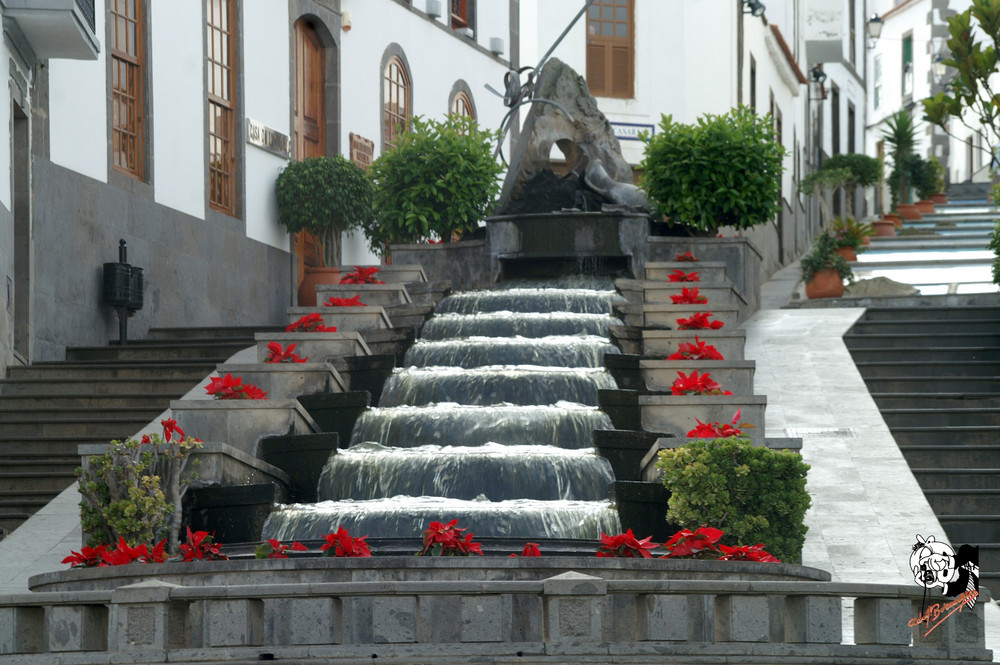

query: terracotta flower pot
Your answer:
[931,192,948,205]
[883,213,902,228]
[872,220,896,237]
[862,234,871,246]
[897,203,922,220]
[805,268,845,299]
[297,266,341,307]
[916,199,936,214]
[835,246,857,262]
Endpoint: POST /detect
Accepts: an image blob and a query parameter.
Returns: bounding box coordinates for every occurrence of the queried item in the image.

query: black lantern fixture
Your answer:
[866,13,883,48]
[810,65,827,85]
[743,0,765,17]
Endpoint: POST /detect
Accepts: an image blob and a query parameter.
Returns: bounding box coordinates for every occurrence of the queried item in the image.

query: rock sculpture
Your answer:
[496,57,650,215]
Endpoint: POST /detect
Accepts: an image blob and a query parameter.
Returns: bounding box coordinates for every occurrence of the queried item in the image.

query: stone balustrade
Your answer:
[0,568,990,663]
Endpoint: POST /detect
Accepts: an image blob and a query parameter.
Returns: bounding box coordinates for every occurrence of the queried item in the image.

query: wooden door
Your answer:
[293,19,326,285]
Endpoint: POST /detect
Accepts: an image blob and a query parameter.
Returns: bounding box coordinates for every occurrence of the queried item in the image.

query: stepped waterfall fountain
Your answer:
[262,280,626,542]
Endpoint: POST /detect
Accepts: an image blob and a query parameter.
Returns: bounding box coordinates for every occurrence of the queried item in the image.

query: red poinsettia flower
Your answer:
[686,408,754,438]
[671,370,733,396]
[179,527,228,562]
[666,336,725,361]
[595,529,659,558]
[670,286,708,305]
[668,269,700,282]
[659,526,724,558]
[286,312,337,333]
[265,341,309,364]
[339,266,385,285]
[62,544,108,568]
[417,519,484,556]
[205,373,268,400]
[98,537,151,566]
[674,252,699,262]
[676,311,724,330]
[160,418,185,442]
[324,295,366,307]
[320,526,372,558]
[255,538,309,559]
[717,543,780,563]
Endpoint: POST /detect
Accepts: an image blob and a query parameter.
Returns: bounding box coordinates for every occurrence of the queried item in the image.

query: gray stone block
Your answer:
[785,595,841,644]
[418,595,461,643]
[315,283,412,305]
[0,606,44,654]
[372,596,416,643]
[112,602,188,651]
[272,597,341,646]
[48,604,108,652]
[640,359,756,395]
[286,306,392,333]
[854,597,911,645]
[460,595,507,643]
[641,329,747,360]
[542,576,606,642]
[911,596,985,650]
[204,598,264,647]
[715,595,770,642]
[254,331,371,362]
[639,594,688,641]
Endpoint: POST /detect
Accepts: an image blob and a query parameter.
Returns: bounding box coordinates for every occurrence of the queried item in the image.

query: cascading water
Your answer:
[263,277,626,542]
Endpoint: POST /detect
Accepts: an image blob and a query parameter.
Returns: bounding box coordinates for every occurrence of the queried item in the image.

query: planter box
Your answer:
[169,399,320,457]
[640,359,755,395]
[640,435,804,482]
[638,394,766,444]
[216,362,345,400]
[640,304,741,329]
[315,283,412,305]
[641,329,747,360]
[628,283,747,310]
[390,240,492,291]
[645,238,762,316]
[254,332,371,363]
[343,264,427,283]
[643,261,728,283]
[287,306,392,333]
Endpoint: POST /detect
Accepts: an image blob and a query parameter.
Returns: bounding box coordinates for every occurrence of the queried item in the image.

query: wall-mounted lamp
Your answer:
[742,0,766,17]
[866,14,883,48]
[810,64,827,84]
[341,11,352,32]
[933,54,948,79]
[426,0,442,19]
[489,37,505,56]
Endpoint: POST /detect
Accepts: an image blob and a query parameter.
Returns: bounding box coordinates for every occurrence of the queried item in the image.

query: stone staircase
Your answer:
[0,326,281,538]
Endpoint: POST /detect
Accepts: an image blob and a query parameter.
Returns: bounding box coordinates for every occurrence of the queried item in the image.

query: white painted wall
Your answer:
[0,38,11,210]
[242,0,291,251]
[48,0,107,183]
[150,1,205,219]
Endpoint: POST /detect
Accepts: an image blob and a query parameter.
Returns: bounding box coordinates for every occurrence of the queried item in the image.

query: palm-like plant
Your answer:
[881,111,918,210]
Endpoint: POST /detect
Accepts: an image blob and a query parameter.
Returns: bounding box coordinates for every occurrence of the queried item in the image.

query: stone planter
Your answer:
[390,240,491,291]
[643,261,728,283]
[638,394,767,444]
[315,283,412,305]
[640,359,755,395]
[931,192,948,205]
[169,399,320,456]
[621,282,746,310]
[345,263,427,283]
[287,306,392,332]
[254,332,371,363]
[645,237,762,315]
[641,329,747,360]
[640,304,740,329]
[216,362,345,400]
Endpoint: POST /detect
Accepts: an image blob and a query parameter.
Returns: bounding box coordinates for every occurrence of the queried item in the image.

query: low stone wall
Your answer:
[0,559,989,664]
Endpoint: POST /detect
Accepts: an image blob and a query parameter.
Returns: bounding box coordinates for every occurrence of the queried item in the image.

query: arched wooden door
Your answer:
[293,19,326,286]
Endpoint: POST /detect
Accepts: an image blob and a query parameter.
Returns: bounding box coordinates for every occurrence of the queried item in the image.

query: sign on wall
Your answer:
[246,118,290,159]
[611,122,655,142]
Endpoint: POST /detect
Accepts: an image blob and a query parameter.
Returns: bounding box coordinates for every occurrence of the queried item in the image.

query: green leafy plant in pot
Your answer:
[829,216,873,260]
[800,230,854,299]
[640,106,786,235]
[367,114,502,254]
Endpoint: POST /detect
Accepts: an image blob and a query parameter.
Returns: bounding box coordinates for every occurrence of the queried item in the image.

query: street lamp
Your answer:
[933,54,948,80]
[866,14,883,48]
[810,65,827,85]
[743,0,765,17]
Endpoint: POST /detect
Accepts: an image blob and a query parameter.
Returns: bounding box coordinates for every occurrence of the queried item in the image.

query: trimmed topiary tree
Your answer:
[367,114,502,254]
[640,106,786,234]
[656,436,810,562]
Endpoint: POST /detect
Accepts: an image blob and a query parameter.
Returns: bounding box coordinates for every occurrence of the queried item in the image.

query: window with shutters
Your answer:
[451,0,472,30]
[451,91,474,119]
[383,55,410,150]
[207,0,237,215]
[585,0,633,98]
[902,33,913,98]
[110,0,145,180]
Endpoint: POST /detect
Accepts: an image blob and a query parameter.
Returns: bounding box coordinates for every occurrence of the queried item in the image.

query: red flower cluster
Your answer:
[596,529,659,558]
[320,526,372,557]
[509,542,542,558]
[674,252,699,262]
[687,408,753,438]
[670,286,708,304]
[255,539,308,559]
[265,341,309,364]
[286,312,337,333]
[62,537,168,568]
[416,519,483,556]
[660,526,724,558]
[141,417,196,445]
[671,370,733,396]
[205,373,267,400]
[718,543,780,562]
[179,527,228,562]
[339,266,385,284]
[676,312,724,330]
[668,269,700,282]
[324,295,366,307]
[666,336,725,361]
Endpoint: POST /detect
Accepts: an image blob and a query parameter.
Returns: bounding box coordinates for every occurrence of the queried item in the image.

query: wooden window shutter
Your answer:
[585,0,633,99]
[610,45,632,97]
[586,41,607,96]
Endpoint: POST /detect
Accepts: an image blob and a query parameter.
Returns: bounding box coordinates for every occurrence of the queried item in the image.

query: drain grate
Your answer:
[784,427,858,438]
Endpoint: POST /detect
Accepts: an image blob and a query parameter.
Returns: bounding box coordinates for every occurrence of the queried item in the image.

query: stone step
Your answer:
[146,326,281,341]
[0,394,176,410]
[853,361,1000,378]
[892,426,1000,447]
[0,406,162,422]
[871,393,1000,409]
[862,376,1000,393]
[849,319,1000,335]
[844,332,1000,349]
[0,416,150,438]
[0,512,31,535]
[6,362,214,381]
[939,516,1000,543]
[0,471,77,492]
[924,489,1000,514]
[0,491,56,513]
[65,341,250,362]
[912,468,1000,490]
[901,445,1000,468]
[849,347,1000,363]
[0,453,80,475]
[882,407,1000,428]
[0,377,203,396]
[858,306,1000,322]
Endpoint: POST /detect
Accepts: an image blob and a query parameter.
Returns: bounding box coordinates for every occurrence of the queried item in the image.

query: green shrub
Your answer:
[274,155,374,266]
[989,220,1000,286]
[821,153,881,188]
[911,155,941,201]
[640,106,786,234]
[367,114,502,253]
[656,437,810,562]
